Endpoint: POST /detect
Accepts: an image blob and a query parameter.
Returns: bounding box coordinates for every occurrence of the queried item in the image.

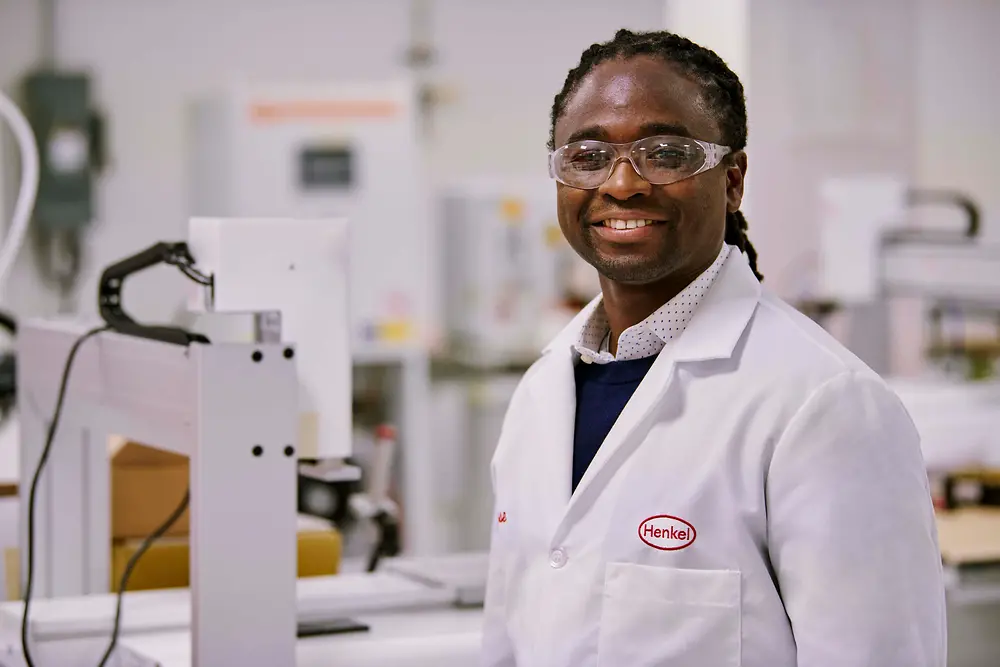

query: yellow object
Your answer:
[500,197,525,224]
[109,528,343,592]
[936,507,1000,565]
[4,530,342,599]
[4,548,18,601]
[109,439,190,539]
[111,537,190,591]
[544,224,564,247]
[378,320,413,343]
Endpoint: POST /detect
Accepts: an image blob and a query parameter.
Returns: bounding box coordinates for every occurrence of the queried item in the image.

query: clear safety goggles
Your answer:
[548,135,731,190]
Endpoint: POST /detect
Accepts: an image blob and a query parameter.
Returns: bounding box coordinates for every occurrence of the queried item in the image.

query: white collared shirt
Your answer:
[573,244,732,363]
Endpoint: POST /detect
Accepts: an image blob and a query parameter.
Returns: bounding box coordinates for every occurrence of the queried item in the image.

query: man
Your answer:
[481,28,946,667]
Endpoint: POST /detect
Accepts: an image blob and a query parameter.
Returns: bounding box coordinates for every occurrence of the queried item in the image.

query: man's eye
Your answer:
[648,149,688,167]
[569,151,609,170]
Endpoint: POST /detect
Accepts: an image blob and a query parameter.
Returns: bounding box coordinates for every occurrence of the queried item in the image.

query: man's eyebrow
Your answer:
[561,122,695,147]
[564,126,607,145]
[639,122,693,138]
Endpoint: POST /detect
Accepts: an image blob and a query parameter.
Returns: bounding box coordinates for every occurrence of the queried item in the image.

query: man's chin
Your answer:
[591,254,679,286]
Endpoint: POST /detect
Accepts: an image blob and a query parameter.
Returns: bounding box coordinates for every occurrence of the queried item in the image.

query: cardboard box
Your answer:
[110,438,190,539]
[5,528,343,600]
[110,527,343,593]
[936,507,1000,566]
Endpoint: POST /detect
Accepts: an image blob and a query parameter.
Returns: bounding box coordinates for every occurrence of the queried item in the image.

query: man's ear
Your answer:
[726,151,747,213]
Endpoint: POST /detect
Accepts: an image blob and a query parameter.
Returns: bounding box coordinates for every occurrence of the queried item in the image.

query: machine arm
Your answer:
[883,189,983,246]
[98,242,212,346]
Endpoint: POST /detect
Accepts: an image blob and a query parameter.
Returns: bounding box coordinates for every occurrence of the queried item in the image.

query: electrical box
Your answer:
[21,71,101,231]
[188,81,433,360]
[440,181,595,366]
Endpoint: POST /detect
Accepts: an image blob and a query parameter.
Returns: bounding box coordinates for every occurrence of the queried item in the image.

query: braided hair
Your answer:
[549,28,763,281]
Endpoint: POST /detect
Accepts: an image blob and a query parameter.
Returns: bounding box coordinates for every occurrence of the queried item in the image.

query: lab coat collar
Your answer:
[542,248,761,364]
[669,248,761,363]
[526,250,762,539]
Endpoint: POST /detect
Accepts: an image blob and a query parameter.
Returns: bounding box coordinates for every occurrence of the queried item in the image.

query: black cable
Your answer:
[366,511,401,573]
[19,324,194,667]
[21,325,110,667]
[96,488,190,667]
[0,310,17,335]
[93,323,210,666]
[96,327,210,665]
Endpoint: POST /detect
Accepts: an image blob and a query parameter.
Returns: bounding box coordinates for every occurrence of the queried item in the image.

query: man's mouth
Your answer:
[589,218,666,243]
[592,218,663,230]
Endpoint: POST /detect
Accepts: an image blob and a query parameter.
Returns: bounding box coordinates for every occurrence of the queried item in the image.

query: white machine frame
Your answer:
[18,320,299,665]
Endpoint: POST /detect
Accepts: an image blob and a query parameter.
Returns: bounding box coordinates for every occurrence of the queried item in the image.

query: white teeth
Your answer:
[605,219,651,230]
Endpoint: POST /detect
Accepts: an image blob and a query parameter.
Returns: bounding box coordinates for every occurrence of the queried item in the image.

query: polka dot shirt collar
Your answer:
[574,244,732,364]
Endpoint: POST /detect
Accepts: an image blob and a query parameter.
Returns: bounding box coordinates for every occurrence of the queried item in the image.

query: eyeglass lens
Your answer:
[552,135,709,189]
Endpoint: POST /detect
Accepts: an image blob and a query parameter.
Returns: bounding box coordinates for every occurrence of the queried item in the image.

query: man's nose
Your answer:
[599,158,653,200]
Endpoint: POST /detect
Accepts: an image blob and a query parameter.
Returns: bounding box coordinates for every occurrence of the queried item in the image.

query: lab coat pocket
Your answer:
[598,563,741,667]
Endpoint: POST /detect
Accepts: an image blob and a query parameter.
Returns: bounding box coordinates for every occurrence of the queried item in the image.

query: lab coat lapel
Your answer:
[522,348,576,536]
[523,297,604,538]
[561,250,762,524]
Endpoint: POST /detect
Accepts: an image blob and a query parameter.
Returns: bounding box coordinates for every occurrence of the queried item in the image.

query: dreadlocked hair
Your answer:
[549,28,763,281]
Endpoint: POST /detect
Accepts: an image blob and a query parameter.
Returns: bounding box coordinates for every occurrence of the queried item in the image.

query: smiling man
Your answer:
[481,29,946,667]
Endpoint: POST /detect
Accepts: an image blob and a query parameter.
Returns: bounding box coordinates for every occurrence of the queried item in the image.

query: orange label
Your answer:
[250,100,400,123]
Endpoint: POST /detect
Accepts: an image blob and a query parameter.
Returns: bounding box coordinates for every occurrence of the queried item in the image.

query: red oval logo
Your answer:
[638,515,697,551]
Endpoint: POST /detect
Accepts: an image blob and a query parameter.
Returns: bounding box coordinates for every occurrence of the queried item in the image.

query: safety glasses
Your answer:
[548,135,731,190]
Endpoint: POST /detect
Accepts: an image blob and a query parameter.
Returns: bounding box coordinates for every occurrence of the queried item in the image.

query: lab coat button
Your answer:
[549,549,567,568]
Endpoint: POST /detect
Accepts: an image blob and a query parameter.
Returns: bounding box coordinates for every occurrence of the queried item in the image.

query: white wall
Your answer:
[3,0,998,368]
[916,0,1000,242]
[1,0,663,324]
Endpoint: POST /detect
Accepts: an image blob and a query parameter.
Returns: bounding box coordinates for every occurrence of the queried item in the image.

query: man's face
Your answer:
[553,55,746,286]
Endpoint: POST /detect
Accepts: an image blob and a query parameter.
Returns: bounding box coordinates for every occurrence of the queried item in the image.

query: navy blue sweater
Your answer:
[572,354,659,492]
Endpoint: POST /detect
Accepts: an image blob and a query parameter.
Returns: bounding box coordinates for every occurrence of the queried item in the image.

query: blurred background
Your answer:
[1,0,999,663]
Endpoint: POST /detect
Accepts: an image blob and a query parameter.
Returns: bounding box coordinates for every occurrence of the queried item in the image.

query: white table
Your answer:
[0,571,453,667]
[381,551,488,606]
[116,608,484,667]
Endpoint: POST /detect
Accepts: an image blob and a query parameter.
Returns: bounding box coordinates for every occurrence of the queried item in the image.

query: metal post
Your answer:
[190,342,298,665]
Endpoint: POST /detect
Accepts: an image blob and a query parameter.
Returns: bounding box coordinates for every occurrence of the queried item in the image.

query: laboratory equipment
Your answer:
[19,71,106,310]
[15,217,357,666]
[189,81,437,553]
[188,80,432,358]
[813,176,1000,462]
[9,216,489,665]
[439,180,597,367]
[18,317,300,666]
[815,176,1000,321]
[186,217,351,460]
[18,218,353,605]
[20,71,102,235]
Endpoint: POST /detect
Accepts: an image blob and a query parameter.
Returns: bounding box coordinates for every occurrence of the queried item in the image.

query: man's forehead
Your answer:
[555,56,716,144]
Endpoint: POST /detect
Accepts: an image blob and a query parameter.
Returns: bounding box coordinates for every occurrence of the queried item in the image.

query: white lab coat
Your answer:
[481,249,946,667]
